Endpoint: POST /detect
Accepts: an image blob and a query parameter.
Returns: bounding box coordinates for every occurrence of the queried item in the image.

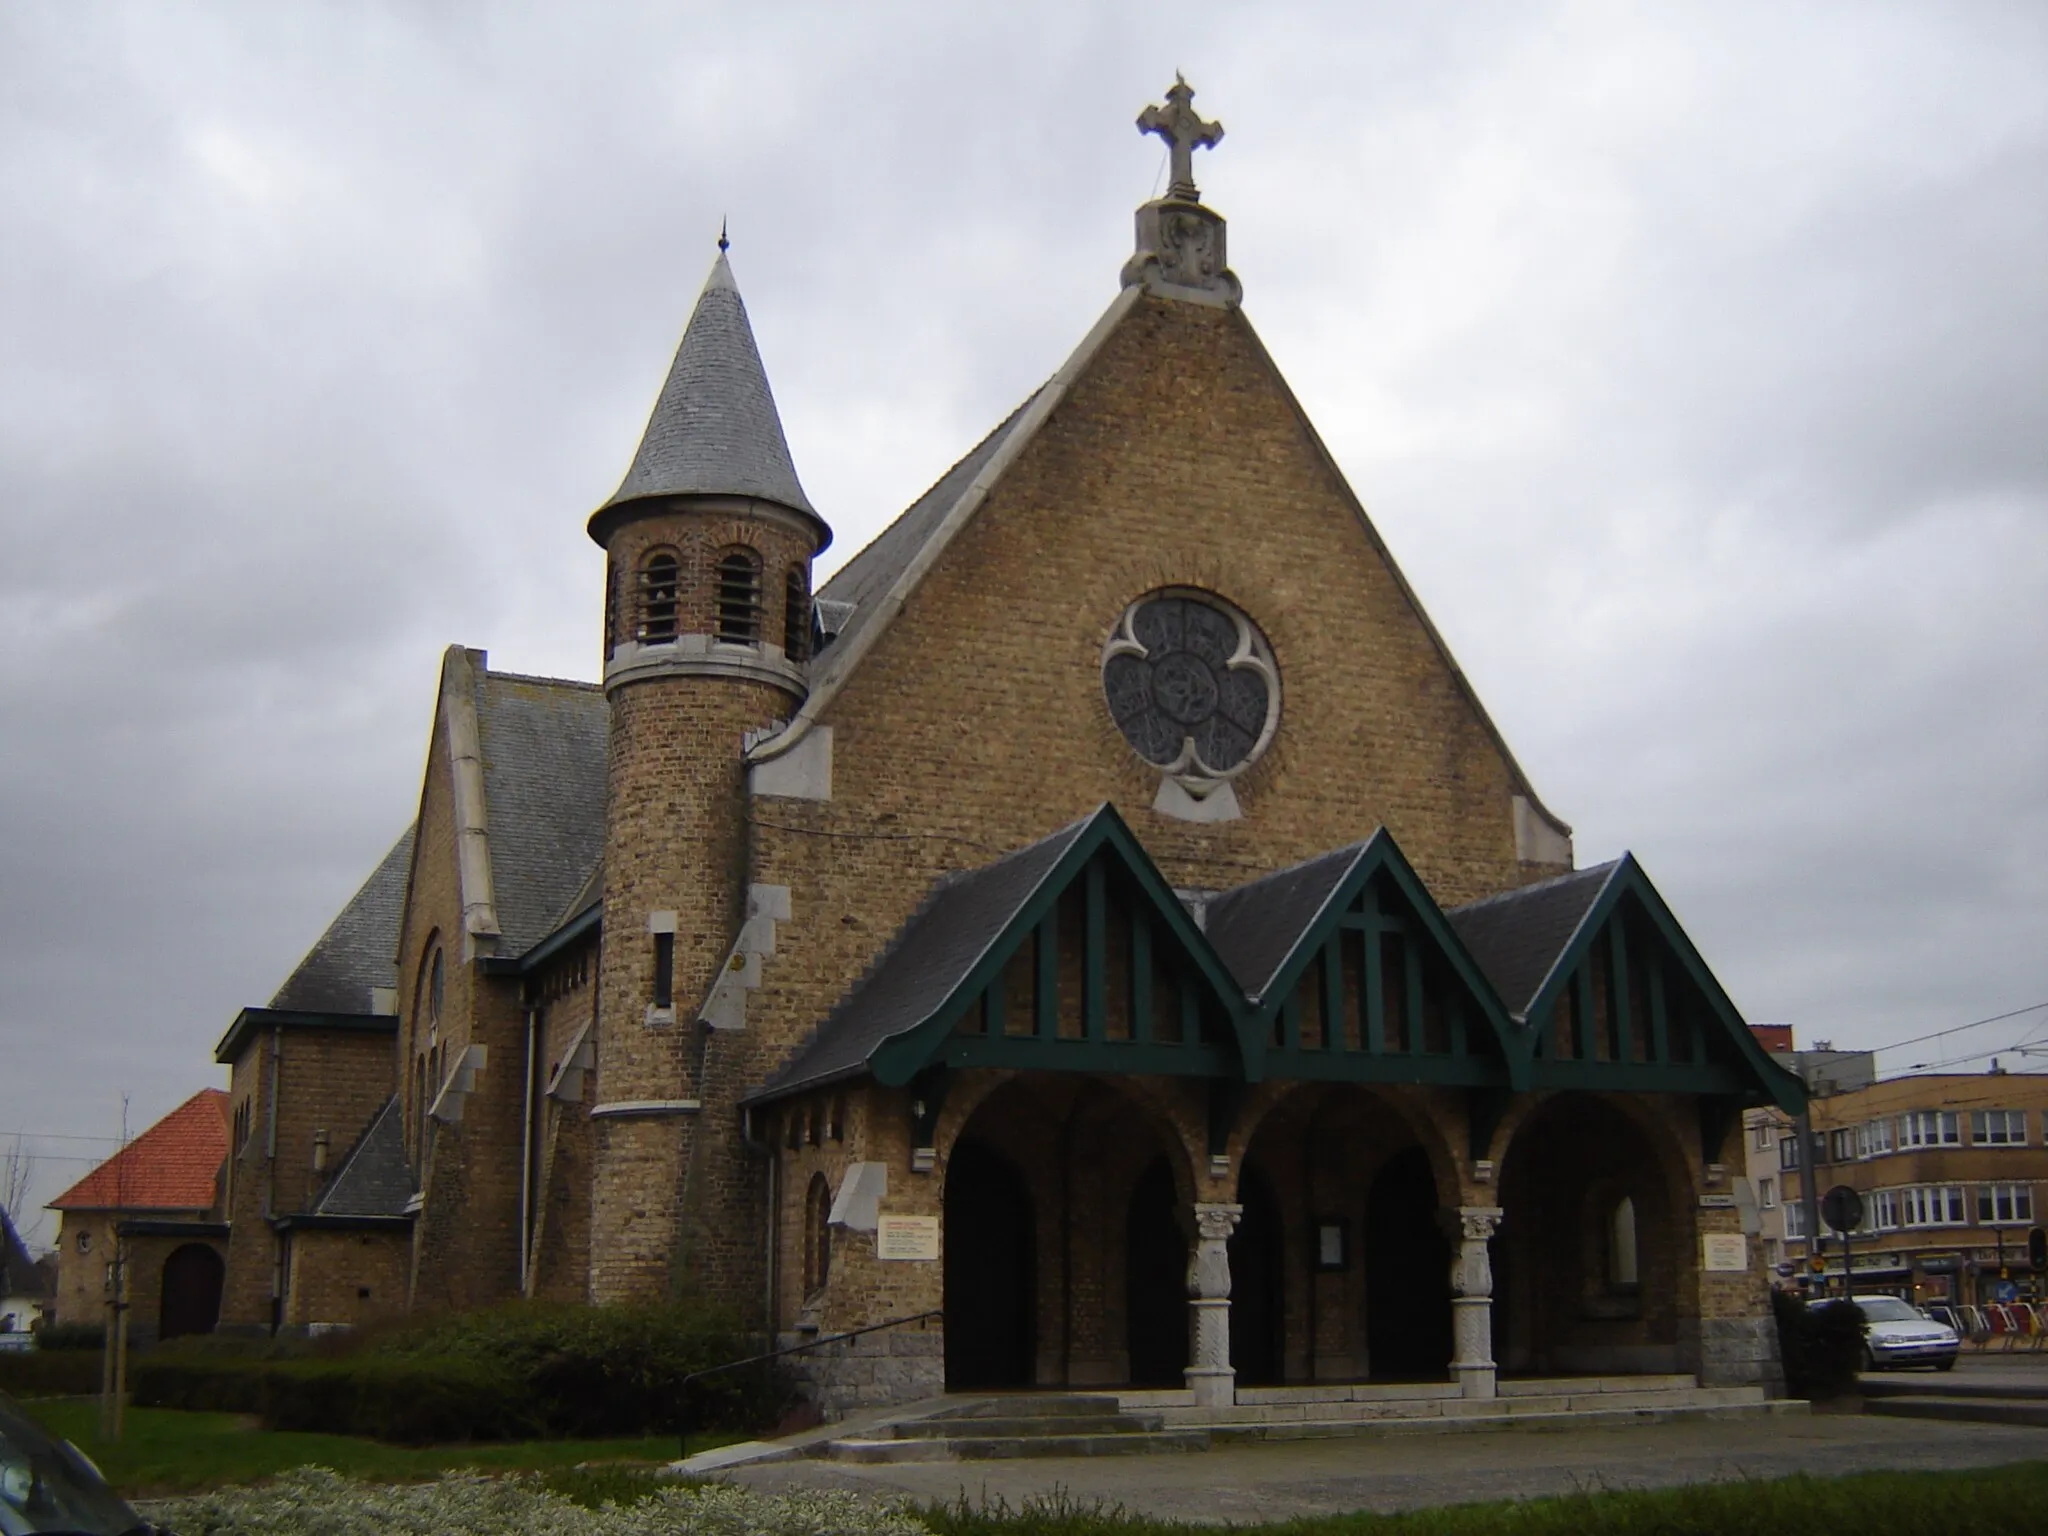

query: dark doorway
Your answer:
[159,1243,224,1342]
[944,1139,1035,1389]
[1364,1146,1452,1380]
[1125,1158,1188,1386]
[1230,1166,1284,1385]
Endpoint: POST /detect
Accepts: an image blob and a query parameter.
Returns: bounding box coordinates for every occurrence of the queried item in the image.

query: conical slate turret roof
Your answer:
[594,249,822,538]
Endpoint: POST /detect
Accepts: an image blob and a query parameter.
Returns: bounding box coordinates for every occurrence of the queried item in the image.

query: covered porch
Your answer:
[746,804,1805,1416]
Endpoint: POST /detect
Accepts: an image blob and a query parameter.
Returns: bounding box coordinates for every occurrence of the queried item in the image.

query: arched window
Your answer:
[638,551,681,644]
[427,948,443,1031]
[1609,1196,1639,1288]
[783,566,811,662]
[715,549,762,643]
[804,1172,832,1293]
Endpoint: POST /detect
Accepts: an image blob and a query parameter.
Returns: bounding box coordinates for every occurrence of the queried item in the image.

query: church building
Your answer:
[207,82,1805,1414]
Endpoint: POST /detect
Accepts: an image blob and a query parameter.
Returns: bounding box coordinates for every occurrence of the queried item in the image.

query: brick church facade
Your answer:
[199,85,1804,1411]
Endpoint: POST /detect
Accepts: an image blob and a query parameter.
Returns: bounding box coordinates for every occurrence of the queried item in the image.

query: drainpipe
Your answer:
[519,1004,538,1294]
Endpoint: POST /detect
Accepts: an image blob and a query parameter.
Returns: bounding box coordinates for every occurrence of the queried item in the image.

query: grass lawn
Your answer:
[21,1398,727,1499]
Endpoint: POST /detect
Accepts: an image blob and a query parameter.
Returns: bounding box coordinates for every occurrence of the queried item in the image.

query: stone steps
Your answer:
[1861,1377,2048,1402]
[814,1379,1794,1462]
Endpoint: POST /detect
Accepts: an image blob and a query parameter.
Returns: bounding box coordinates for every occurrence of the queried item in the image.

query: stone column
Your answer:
[1185,1202,1242,1409]
[1447,1205,1504,1400]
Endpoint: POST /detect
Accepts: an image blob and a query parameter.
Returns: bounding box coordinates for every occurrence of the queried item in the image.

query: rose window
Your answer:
[1102,590,1279,791]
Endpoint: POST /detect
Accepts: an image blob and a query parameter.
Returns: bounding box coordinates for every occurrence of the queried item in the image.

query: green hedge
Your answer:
[132,1299,788,1444]
[0,1349,103,1398]
[1773,1289,1869,1398]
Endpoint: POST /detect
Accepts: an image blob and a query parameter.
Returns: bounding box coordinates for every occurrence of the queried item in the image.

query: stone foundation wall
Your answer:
[1691,1314,1787,1393]
[779,1324,944,1419]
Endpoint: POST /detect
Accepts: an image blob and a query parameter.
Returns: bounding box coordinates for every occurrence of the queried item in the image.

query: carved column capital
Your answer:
[1193,1202,1243,1244]
[1457,1205,1505,1244]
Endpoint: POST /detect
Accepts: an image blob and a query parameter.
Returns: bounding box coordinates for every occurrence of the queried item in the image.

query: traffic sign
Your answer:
[2030,1227,2046,1273]
[1821,1184,1864,1234]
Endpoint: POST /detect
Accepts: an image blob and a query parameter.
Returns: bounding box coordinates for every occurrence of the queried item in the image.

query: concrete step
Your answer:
[1861,1376,2048,1402]
[1207,1398,1806,1444]
[1864,1395,2048,1428]
[825,1429,1211,1462]
[926,1393,1125,1420]
[1152,1385,1761,1427]
[886,1412,1163,1439]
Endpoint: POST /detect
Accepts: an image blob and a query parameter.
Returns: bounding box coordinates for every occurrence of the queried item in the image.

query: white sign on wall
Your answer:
[875,1214,941,1262]
[1702,1233,1749,1273]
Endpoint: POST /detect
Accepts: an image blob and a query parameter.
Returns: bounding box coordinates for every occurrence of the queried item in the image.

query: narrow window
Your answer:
[428,948,444,1029]
[638,552,680,643]
[783,566,811,661]
[804,1172,832,1291]
[715,550,762,643]
[652,932,675,1010]
[1609,1197,1639,1287]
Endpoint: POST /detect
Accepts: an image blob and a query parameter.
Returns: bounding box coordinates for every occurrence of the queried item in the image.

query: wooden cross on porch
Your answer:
[1138,74,1224,203]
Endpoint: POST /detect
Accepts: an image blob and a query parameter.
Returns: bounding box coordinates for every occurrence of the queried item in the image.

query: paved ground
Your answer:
[731,1362,2048,1522]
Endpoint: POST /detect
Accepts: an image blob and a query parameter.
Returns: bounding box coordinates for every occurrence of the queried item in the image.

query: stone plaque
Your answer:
[1702,1233,1749,1273]
[875,1214,940,1262]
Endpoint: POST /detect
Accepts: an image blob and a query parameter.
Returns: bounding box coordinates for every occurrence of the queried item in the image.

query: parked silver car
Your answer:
[1845,1295,1961,1371]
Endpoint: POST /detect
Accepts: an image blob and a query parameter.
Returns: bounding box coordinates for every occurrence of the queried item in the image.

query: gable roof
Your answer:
[269,826,417,1014]
[1447,863,1616,1020]
[750,283,1570,846]
[593,249,823,539]
[757,814,1097,1097]
[471,668,609,958]
[1204,843,1368,1003]
[754,803,1252,1100]
[49,1090,228,1213]
[311,1097,415,1220]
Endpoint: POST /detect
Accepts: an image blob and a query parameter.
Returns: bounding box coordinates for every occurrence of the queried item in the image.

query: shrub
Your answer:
[136,1298,790,1444]
[1773,1289,1868,1398]
[0,1348,102,1398]
[33,1322,105,1351]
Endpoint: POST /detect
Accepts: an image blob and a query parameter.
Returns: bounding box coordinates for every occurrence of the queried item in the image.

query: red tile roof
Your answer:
[48,1089,228,1212]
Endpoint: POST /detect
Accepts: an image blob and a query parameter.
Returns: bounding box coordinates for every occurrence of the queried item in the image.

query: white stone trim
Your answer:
[439,647,501,959]
[604,635,807,695]
[589,1099,701,1119]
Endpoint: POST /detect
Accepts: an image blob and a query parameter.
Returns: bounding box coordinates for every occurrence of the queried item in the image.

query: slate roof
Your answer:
[813,391,1040,663]
[599,251,819,524]
[270,827,417,1014]
[755,813,1097,1098]
[473,670,610,958]
[311,1097,415,1219]
[49,1090,228,1212]
[1203,841,1375,1002]
[1447,862,1618,1019]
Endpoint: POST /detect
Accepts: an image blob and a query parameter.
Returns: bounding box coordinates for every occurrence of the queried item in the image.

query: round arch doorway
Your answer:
[1364,1145,1452,1380]
[943,1139,1035,1389]
[159,1243,224,1342]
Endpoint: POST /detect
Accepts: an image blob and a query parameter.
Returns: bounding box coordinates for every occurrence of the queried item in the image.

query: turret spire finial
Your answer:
[717,217,729,254]
[1137,75,1224,203]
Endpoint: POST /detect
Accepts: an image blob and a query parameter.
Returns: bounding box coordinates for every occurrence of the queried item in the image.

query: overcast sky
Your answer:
[3,2,2043,1246]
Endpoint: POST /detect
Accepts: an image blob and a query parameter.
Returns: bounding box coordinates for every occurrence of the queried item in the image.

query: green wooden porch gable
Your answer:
[1244,834,1524,1091]
[866,806,1255,1086]
[1517,855,1806,1116]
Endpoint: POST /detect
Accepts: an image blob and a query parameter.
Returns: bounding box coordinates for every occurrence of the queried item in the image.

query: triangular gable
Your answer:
[1208,830,1523,1089]
[754,802,1254,1100]
[1503,856,1805,1114]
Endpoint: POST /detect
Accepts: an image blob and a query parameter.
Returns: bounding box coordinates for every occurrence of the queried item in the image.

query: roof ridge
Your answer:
[1448,859,1617,916]
[482,668,603,692]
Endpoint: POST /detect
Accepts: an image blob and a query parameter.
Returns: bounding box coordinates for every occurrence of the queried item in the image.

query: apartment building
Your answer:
[1745,1071,2048,1306]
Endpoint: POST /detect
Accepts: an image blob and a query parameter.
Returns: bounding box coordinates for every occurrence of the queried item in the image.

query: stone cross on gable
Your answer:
[1138,75,1224,203]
